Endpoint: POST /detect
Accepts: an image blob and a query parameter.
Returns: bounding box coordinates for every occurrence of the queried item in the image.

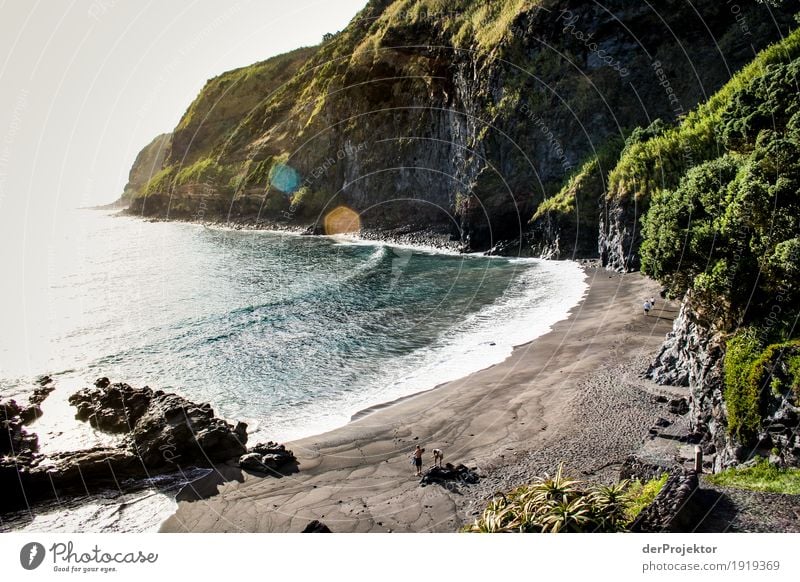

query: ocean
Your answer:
[0,209,587,531]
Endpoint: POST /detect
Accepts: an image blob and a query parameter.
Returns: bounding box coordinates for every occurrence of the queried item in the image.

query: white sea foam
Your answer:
[262,258,588,442]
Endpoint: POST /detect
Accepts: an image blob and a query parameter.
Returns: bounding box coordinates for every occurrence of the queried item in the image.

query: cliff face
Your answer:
[119,133,171,205]
[128,0,795,252]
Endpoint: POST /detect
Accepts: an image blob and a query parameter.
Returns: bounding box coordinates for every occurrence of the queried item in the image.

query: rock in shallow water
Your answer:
[68,380,248,466]
[1,379,291,512]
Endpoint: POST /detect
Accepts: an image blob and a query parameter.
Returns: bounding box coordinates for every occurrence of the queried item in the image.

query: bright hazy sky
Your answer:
[0,0,368,217]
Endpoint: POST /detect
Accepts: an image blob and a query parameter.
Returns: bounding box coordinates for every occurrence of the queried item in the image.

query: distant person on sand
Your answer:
[412,445,425,477]
[650,296,656,307]
[432,448,444,468]
[643,300,652,315]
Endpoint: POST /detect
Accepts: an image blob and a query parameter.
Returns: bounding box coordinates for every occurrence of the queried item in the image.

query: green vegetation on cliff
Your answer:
[121,133,171,202]
[608,29,800,206]
[627,33,800,444]
[639,32,800,327]
[723,335,800,439]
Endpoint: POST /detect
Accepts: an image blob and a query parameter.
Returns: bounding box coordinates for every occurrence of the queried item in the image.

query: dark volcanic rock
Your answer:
[420,463,479,486]
[69,381,248,467]
[301,520,332,533]
[19,404,42,425]
[1,399,42,511]
[30,375,55,405]
[3,382,295,513]
[668,398,690,416]
[238,441,296,474]
[1,399,39,458]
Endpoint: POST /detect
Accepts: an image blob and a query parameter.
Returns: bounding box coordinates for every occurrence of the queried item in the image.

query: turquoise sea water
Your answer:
[0,209,587,531]
[0,210,587,446]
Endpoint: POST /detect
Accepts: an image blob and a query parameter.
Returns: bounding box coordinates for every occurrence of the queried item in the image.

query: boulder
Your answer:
[238,442,297,473]
[420,463,479,486]
[19,404,42,425]
[238,453,265,472]
[69,382,154,432]
[0,399,39,458]
[68,382,248,468]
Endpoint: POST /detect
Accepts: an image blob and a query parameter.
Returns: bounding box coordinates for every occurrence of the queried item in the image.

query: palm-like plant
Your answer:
[528,463,582,506]
[539,497,593,533]
[589,480,630,532]
[467,466,641,534]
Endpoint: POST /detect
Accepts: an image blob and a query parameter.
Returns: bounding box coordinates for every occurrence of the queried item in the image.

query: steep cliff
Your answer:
[119,133,171,206]
[128,0,795,252]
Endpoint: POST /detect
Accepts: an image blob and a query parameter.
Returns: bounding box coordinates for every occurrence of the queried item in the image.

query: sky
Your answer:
[0,0,368,219]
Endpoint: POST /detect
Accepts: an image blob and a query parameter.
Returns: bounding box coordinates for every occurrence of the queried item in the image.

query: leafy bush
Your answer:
[708,458,800,494]
[608,28,800,205]
[639,51,800,331]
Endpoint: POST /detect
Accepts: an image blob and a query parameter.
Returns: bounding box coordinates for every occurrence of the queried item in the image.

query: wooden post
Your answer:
[694,446,703,473]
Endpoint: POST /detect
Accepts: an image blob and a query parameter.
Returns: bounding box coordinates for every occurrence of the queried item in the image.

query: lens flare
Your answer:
[323,206,361,235]
[269,163,300,194]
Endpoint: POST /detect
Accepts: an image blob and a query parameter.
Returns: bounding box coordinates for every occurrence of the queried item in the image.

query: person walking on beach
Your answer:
[643,299,652,316]
[650,296,656,308]
[412,445,425,477]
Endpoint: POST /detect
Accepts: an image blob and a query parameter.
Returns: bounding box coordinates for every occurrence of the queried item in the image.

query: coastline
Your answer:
[161,266,677,533]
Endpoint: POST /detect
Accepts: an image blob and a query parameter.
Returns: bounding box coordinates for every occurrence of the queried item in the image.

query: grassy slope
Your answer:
[607,27,800,204]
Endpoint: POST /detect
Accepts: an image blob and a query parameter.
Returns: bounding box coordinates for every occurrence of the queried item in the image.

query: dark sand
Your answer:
[161,268,677,532]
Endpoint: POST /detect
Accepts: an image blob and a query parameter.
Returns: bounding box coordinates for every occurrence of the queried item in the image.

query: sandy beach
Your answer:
[161,267,678,533]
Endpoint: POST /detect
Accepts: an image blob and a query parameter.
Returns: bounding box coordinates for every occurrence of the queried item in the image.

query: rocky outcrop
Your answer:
[30,375,55,405]
[69,378,248,466]
[1,379,298,512]
[1,398,43,511]
[750,346,800,468]
[647,297,729,466]
[238,441,296,474]
[630,470,701,533]
[647,295,723,388]
[599,194,642,272]
[1,400,40,459]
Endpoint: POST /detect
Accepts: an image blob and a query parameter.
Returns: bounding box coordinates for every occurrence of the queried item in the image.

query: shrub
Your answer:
[465,465,652,533]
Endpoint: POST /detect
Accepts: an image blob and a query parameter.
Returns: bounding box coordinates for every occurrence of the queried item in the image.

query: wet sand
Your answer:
[161,268,677,532]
